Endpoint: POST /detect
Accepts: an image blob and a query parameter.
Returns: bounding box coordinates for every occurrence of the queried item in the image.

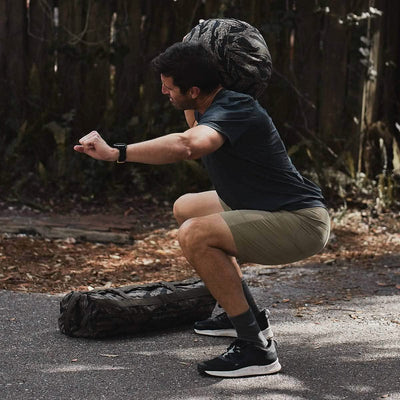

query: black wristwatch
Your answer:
[112,143,127,163]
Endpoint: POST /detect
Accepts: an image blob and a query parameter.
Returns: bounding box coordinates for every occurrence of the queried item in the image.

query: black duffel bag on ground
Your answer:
[58,279,216,339]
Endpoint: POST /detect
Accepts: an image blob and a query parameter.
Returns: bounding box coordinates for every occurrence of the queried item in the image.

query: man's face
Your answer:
[160,74,196,110]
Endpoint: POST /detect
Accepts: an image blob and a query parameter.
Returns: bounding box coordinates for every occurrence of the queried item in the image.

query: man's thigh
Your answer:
[220,207,330,265]
[173,190,225,225]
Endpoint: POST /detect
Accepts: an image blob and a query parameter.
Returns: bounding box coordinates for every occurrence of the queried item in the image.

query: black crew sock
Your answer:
[241,278,261,315]
[229,308,268,347]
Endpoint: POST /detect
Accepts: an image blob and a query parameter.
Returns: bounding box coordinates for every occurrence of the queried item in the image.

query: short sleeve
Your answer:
[196,91,260,145]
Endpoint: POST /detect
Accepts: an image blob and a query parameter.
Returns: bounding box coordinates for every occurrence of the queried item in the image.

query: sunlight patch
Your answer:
[42,364,127,373]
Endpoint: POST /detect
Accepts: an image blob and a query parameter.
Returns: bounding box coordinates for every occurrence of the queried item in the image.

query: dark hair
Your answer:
[151,42,221,94]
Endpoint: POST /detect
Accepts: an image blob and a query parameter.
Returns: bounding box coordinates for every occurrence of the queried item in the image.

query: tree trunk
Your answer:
[78,0,113,136]
[113,0,142,126]
[27,0,56,112]
[57,0,85,126]
[0,0,27,122]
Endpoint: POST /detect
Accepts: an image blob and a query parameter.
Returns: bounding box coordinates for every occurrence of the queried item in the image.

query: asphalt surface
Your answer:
[1,284,399,400]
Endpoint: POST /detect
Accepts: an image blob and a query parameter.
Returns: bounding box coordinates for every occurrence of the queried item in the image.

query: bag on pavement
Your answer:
[58,279,216,338]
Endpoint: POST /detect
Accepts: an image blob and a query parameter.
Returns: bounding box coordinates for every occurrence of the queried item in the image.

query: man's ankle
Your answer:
[229,308,268,347]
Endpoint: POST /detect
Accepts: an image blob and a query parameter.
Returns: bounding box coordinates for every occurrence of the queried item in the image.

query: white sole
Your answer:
[203,359,282,378]
[194,326,274,339]
[194,328,237,337]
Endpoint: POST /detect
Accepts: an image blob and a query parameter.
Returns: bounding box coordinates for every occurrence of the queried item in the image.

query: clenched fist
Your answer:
[74,131,118,162]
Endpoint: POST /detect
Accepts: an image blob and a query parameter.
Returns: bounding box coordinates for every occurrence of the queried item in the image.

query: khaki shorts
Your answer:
[219,200,330,265]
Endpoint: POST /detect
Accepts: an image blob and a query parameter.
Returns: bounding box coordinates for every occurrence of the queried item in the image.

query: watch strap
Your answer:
[112,143,127,163]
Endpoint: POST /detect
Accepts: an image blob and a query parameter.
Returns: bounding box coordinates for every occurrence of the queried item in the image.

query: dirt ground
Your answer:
[0,198,399,300]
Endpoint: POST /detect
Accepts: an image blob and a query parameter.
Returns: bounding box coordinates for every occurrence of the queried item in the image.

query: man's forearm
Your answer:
[126,133,192,164]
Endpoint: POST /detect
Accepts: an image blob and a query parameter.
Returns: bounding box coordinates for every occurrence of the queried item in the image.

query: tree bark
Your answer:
[0,0,27,121]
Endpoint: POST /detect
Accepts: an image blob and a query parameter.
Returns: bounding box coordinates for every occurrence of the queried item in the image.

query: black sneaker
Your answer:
[194,309,273,338]
[198,339,281,378]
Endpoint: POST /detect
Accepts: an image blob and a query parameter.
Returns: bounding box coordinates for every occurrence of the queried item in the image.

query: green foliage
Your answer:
[0,0,398,211]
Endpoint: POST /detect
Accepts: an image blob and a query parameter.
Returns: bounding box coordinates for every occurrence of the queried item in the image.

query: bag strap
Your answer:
[106,288,133,300]
[94,286,212,307]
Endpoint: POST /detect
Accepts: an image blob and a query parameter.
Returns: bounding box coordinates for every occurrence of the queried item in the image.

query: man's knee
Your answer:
[177,217,208,254]
[173,194,190,225]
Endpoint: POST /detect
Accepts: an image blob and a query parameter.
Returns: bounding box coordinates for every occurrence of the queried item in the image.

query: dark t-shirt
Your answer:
[195,89,325,211]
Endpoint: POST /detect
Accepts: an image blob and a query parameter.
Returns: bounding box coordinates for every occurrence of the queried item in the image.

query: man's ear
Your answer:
[189,86,200,99]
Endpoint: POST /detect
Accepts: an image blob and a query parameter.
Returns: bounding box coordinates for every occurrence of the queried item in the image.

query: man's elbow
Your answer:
[169,144,194,162]
[184,145,206,160]
[175,136,196,160]
[183,147,197,160]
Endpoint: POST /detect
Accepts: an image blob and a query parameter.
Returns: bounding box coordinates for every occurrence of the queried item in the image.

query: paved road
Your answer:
[1,285,399,400]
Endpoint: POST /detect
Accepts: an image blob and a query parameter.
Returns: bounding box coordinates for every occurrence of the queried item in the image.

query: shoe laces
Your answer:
[214,312,229,323]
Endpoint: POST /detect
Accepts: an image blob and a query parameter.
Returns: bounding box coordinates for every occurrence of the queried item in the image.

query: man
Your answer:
[74,42,330,378]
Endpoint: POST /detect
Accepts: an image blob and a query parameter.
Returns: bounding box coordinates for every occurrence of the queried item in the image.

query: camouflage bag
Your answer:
[58,279,216,338]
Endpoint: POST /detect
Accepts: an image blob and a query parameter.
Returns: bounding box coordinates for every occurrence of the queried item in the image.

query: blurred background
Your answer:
[0,0,399,211]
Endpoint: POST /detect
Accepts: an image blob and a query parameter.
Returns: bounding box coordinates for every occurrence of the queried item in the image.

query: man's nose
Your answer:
[161,85,169,95]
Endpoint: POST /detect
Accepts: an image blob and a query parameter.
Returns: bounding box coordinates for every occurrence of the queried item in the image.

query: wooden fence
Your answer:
[0,0,399,200]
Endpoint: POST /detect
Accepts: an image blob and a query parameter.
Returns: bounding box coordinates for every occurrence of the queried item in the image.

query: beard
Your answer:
[169,95,196,110]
